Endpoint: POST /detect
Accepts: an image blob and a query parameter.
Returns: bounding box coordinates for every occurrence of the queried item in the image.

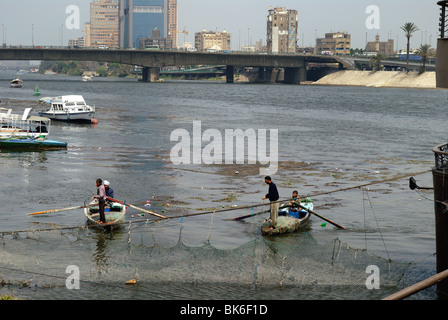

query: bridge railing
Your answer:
[433,142,448,170]
[439,0,448,39]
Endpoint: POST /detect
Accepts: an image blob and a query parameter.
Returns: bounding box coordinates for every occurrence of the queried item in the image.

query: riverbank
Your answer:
[314,70,436,89]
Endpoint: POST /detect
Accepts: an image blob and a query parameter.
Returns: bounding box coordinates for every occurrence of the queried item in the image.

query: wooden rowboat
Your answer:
[261,199,313,236]
[84,199,126,230]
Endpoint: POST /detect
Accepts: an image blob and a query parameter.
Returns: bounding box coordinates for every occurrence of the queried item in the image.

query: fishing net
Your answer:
[0,216,410,299]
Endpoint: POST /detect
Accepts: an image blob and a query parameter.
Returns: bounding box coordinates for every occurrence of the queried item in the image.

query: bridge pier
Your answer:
[226,65,234,83]
[257,67,273,82]
[436,39,448,88]
[141,67,160,82]
[284,67,307,84]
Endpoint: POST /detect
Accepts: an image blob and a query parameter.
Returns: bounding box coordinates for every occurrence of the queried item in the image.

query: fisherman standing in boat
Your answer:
[93,178,106,224]
[262,176,279,228]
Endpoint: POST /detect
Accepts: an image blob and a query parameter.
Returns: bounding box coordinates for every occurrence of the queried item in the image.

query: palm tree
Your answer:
[415,44,432,73]
[370,53,385,71]
[400,22,419,72]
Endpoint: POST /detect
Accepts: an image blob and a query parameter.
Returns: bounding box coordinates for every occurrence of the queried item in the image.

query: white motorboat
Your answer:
[0,107,51,139]
[38,95,96,122]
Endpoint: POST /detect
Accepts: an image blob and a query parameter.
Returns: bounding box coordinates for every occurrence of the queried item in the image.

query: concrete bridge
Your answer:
[0,47,349,84]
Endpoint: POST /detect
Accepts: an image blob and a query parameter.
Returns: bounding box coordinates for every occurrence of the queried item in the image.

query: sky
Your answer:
[0,0,441,50]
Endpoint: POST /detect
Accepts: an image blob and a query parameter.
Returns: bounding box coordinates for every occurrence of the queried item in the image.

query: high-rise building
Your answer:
[266,7,298,53]
[119,0,177,48]
[194,30,231,52]
[166,0,178,48]
[84,23,91,47]
[90,0,119,48]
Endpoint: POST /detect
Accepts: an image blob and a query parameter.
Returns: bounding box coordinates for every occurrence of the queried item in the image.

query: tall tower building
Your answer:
[167,0,178,48]
[119,0,177,48]
[90,0,119,48]
[266,7,298,53]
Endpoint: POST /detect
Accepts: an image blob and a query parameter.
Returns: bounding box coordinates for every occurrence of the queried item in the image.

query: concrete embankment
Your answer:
[314,70,436,89]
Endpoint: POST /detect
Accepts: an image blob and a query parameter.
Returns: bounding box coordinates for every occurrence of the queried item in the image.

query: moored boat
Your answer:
[0,108,51,139]
[38,95,96,123]
[9,78,23,88]
[0,137,68,150]
[261,198,314,236]
[84,199,127,230]
[38,97,54,104]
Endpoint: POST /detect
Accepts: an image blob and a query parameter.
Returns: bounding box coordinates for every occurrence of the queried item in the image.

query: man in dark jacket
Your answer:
[262,176,279,228]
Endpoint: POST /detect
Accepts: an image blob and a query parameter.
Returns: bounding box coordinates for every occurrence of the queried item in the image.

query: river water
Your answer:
[0,70,446,303]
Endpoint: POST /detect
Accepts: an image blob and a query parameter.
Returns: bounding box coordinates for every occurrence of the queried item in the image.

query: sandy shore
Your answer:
[314,70,436,89]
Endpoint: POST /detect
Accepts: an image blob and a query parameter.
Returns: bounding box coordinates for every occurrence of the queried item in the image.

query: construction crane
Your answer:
[174,30,188,36]
[172,29,189,48]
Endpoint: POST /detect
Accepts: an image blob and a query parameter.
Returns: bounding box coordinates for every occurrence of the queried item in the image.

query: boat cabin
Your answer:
[50,95,93,113]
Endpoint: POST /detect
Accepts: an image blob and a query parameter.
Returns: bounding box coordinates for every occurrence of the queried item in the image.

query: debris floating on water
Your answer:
[125,279,137,285]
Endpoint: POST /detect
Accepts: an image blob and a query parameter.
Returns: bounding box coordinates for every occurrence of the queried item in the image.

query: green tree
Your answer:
[415,44,432,73]
[400,22,419,72]
[95,66,108,77]
[370,53,385,71]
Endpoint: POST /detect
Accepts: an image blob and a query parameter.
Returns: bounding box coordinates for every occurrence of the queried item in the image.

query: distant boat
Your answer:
[9,78,23,88]
[38,97,54,104]
[82,75,93,82]
[38,95,96,123]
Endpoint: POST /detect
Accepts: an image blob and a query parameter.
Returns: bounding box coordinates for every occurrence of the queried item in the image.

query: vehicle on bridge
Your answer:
[398,53,422,61]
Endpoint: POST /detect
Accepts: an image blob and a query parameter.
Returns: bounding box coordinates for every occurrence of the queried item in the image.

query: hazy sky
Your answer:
[0,0,441,50]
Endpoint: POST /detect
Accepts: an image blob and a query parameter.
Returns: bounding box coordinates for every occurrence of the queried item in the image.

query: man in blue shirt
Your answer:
[104,180,114,199]
[262,176,280,228]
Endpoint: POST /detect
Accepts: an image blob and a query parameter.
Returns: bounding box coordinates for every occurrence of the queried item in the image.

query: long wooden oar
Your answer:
[230,208,270,221]
[298,204,346,230]
[28,205,89,216]
[107,197,166,219]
